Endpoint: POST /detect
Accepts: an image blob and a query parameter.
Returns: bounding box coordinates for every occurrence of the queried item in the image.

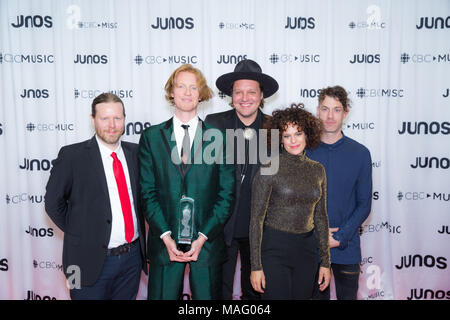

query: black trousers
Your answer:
[222,238,260,300]
[261,226,318,300]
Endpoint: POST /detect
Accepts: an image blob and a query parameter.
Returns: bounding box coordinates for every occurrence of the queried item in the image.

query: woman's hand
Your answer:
[250,270,266,294]
[318,266,331,291]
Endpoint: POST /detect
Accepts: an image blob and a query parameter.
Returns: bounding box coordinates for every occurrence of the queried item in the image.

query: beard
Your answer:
[96,128,123,146]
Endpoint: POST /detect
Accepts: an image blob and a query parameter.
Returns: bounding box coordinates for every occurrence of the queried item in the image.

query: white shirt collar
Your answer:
[95,135,123,158]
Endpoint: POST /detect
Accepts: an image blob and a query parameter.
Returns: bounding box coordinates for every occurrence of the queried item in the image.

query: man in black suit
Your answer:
[205,59,279,300]
[45,93,147,300]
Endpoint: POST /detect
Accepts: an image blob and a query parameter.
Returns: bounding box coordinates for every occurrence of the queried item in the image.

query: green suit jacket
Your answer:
[138,118,235,267]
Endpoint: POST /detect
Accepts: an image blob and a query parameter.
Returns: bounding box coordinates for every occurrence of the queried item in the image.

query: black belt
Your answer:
[106,238,139,256]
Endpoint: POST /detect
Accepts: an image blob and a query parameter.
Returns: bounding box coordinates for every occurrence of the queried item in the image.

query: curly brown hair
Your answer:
[266,103,323,150]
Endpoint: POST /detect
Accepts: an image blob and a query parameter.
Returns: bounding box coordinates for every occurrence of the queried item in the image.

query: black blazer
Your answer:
[44,136,147,287]
[205,109,270,246]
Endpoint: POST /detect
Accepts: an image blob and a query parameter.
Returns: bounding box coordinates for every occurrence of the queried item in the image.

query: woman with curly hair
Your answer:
[249,103,331,299]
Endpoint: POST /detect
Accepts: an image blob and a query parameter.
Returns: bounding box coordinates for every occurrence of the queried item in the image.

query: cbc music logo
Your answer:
[74,89,133,99]
[6,193,44,205]
[134,54,198,65]
[25,122,75,133]
[349,53,380,64]
[410,156,450,169]
[353,87,404,98]
[269,53,320,64]
[344,122,375,131]
[217,54,247,65]
[400,52,450,64]
[398,121,450,135]
[218,21,255,30]
[348,5,387,30]
[33,260,63,271]
[20,89,49,99]
[11,15,52,28]
[395,254,447,270]
[66,5,118,29]
[151,17,194,30]
[396,191,449,202]
[74,54,108,64]
[359,221,401,235]
[416,16,450,29]
[0,53,54,64]
[284,16,315,29]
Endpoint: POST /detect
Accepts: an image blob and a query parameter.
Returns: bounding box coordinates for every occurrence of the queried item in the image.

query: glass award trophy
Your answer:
[177,196,194,252]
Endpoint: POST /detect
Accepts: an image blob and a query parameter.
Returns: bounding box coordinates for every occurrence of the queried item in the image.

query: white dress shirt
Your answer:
[96,135,139,249]
[172,114,199,159]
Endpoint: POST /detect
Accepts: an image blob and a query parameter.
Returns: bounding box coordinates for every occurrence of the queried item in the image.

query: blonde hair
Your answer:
[164,64,213,105]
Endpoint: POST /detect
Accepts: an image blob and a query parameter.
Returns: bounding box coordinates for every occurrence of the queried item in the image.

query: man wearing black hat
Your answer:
[205,59,278,300]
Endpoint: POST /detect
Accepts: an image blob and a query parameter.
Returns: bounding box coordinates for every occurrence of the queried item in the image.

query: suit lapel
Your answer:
[85,136,111,209]
[160,118,184,177]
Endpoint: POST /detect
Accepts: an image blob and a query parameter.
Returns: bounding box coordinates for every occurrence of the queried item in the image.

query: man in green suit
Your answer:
[139,64,235,300]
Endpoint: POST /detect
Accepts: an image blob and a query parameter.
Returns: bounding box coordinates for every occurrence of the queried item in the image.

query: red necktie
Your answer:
[111,152,134,243]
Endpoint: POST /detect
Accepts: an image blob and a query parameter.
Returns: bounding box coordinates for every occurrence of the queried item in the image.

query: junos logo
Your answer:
[125,121,151,136]
[398,121,450,135]
[11,15,52,28]
[20,89,49,99]
[217,55,247,64]
[349,54,380,64]
[299,88,322,98]
[19,158,53,171]
[26,290,57,300]
[0,123,3,136]
[416,16,450,29]
[438,225,450,234]
[284,16,315,29]
[151,17,194,30]
[407,288,450,300]
[395,254,447,270]
[410,156,450,169]
[0,258,8,271]
[25,226,54,238]
[74,54,108,64]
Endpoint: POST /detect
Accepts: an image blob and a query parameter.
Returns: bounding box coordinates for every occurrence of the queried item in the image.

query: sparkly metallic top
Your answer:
[250,150,330,271]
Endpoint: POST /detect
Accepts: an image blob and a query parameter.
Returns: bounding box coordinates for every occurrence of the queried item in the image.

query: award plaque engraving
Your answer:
[177,196,194,252]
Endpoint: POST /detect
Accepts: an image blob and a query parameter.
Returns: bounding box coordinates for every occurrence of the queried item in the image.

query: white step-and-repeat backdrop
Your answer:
[1,0,449,300]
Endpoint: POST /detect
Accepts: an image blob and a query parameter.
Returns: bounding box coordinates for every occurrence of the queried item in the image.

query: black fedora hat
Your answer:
[216,59,279,98]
